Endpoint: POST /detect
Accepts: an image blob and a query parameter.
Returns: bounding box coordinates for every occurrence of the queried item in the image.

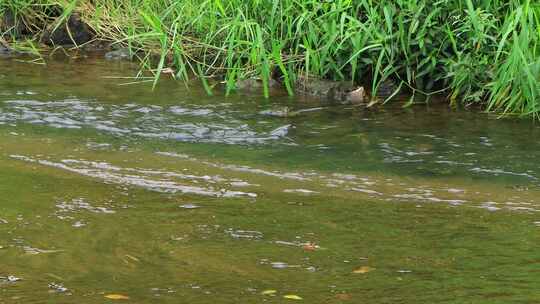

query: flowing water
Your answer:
[0,55,539,303]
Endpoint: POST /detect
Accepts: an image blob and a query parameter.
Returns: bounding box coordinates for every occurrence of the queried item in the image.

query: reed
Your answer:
[1,0,539,116]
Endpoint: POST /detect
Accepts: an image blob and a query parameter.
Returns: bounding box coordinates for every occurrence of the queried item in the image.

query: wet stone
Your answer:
[41,13,93,46]
[236,78,279,91]
[0,10,27,37]
[105,48,132,60]
[295,76,364,104]
[259,107,291,118]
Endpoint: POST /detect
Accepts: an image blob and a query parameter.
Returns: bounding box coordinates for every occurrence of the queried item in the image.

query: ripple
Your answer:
[0,100,292,145]
[10,155,257,198]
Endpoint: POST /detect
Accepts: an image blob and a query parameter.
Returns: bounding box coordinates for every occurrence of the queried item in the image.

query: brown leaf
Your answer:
[352,266,375,274]
[302,243,317,251]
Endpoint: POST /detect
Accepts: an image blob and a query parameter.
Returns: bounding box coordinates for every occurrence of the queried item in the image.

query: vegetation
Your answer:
[1,0,539,116]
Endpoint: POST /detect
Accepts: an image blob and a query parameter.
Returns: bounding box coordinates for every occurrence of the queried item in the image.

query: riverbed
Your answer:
[0,55,539,303]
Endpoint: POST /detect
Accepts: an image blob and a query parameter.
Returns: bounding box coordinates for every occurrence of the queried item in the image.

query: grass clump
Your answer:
[1,0,539,117]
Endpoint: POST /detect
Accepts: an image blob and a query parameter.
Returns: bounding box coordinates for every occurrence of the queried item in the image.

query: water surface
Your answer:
[0,56,539,303]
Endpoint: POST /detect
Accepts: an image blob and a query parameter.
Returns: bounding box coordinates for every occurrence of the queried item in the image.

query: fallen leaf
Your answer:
[284,294,303,300]
[261,289,277,295]
[302,243,317,251]
[352,266,375,274]
[105,294,130,300]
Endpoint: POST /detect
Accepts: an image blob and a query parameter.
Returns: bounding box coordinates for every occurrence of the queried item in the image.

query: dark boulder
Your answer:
[41,13,93,46]
[374,79,401,97]
[0,10,27,37]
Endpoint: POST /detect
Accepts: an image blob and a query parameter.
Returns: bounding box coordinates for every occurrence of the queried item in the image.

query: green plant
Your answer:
[1,0,538,117]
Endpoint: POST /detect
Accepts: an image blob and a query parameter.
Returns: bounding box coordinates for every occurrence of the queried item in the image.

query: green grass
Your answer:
[1,0,539,117]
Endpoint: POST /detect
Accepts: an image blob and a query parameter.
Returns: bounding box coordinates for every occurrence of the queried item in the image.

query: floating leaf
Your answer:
[105,294,130,300]
[284,294,303,300]
[302,243,317,251]
[352,266,375,274]
[261,289,277,295]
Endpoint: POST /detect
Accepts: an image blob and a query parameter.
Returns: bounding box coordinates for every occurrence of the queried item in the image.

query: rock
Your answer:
[41,13,93,46]
[295,75,344,98]
[82,40,111,52]
[105,48,132,60]
[346,86,366,104]
[295,76,365,104]
[235,77,279,90]
[258,107,291,118]
[375,79,400,97]
[0,10,27,38]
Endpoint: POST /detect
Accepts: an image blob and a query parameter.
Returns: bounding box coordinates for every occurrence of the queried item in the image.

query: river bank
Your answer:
[1,1,539,116]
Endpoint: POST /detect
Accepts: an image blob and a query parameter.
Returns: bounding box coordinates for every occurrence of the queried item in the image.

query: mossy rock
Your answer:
[41,13,93,46]
[295,76,365,104]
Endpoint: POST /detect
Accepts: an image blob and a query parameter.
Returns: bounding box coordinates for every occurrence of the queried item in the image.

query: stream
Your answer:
[0,55,539,303]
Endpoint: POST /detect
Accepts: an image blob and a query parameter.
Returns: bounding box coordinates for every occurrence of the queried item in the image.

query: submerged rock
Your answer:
[41,13,93,46]
[82,40,112,52]
[259,107,292,118]
[105,48,132,60]
[235,78,279,91]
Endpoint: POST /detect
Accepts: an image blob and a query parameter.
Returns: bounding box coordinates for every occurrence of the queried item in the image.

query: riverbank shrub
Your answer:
[1,0,539,116]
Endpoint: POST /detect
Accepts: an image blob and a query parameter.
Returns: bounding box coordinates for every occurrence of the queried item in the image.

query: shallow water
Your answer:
[0,56,539,303]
